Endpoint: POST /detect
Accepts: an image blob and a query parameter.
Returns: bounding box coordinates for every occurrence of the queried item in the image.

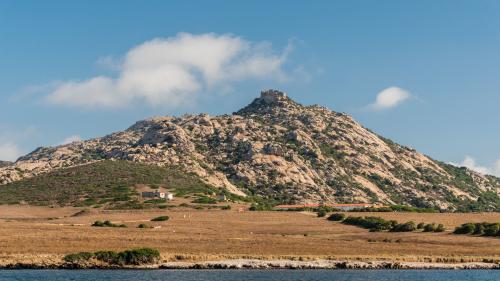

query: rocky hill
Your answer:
[0,90,499,211]
[0,161,12,168]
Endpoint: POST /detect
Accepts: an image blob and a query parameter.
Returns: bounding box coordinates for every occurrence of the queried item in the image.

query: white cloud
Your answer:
[95,55,122,71]
[46,33,290,109]
[369,86,411,110]
[453,156,500,177]
[494,159,500,177]
[0,142,23,162]
[60,135,82,145]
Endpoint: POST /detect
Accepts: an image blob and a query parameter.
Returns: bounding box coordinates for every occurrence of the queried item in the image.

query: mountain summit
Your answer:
[1,90,499,211]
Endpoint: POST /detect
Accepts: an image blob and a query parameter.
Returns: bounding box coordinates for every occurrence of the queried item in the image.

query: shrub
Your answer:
[151,216,169,222]
[317,209,327,217]
[453,222,499,236]
[417,222,425,229]
[435,224,445,232]
[249,203,275,211]
[138,223,150,228]
[327,213,346,221]
[91,220,126,228]
[454,223,476,234]
[473,223,485,235]
[221,205,231,210]
[192,196,217,204]
[343,216,393,231]
[94,251,118,263]
[65,248,161,265]
[63,252,93,263]
[484,223,500,236]
[423,223,436,232]
[116,248,161,265]
[391,221,416,232]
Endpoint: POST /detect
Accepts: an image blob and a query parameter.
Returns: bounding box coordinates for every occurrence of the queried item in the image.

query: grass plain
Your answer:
[0,205,499,264]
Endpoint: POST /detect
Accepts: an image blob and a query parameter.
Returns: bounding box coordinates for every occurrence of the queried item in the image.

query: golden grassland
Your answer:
[0,205,499,264]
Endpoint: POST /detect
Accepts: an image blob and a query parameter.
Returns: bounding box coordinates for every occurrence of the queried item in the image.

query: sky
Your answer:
[0,0,499,176]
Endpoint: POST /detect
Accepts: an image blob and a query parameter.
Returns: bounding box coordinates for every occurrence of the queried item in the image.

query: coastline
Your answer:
[1,259,499,270]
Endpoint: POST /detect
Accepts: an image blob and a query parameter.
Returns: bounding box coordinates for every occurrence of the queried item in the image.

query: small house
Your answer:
[141,191,165,199]
[166,193,174,200]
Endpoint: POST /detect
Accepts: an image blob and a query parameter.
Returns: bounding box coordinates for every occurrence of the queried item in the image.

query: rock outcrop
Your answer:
[1,90,499,211]
[0,161,12,168]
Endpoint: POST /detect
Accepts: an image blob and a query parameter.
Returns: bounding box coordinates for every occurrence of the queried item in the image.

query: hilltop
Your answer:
[0,90,499,211]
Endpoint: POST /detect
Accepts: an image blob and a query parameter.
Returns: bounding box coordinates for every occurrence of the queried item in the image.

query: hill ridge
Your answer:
[1,89,499,211]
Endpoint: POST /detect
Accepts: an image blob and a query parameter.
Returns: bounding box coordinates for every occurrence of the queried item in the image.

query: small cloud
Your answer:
[452,156,500,177]
[60,135,82,145]
[95,55,122,71]
[494,159,500,177]
[0,142,23,162]
[44,32,291,110]
[369,87,411,111]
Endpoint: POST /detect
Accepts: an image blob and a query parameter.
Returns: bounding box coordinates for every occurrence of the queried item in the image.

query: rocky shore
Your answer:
[1,259,499,270]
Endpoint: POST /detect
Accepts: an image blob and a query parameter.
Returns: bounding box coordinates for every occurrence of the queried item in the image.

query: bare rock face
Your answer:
[1,89,499,211]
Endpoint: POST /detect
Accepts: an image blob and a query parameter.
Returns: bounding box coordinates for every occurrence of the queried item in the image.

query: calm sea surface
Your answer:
[0,270,499,281]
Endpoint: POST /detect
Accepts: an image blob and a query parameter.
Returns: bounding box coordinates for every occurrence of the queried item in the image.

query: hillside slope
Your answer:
[1,90,499,211]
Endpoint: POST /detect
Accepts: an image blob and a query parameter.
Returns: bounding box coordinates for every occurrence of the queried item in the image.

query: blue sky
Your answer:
[1,0,499,175]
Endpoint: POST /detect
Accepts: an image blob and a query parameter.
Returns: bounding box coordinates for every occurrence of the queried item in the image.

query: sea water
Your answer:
[0,269,499,281]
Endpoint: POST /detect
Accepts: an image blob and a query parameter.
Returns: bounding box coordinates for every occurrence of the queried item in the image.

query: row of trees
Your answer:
[327,213,445,233]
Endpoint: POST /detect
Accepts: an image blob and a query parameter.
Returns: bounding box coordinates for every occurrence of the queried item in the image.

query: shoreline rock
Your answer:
[1,259,499,270]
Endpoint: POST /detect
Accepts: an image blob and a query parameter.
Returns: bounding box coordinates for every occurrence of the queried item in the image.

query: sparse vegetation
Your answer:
[316,209,327,217]
[63,252,93,263]
[64,248,160,265]
[327,213,346,221]
[151,216,169,222]
[351,205,438,213]
[390,221,417,232]
[454,222,500,236]
[192,196,217,204]
[342,216,396,232]
[334,215,446,234]
[91,220,126,228]
[0,160,217,208]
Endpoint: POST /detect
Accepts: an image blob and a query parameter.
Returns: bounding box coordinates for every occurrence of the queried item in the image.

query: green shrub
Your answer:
[423,223,436,232]
[473,223,485,235]
[94,251,118,263]
[116,248,161,265]
[221,205,231,210]
[63,252,93,263]
[327,213,346,221]
[417,222,425,229]
[435,224,445,232]
[65,248,161,265]
[192,196,217,204]
[391,221,416,232]
[343,216,393,231]
[484,223,500,236]
[454,223,476,234]
[249,203,275,211]
[91,220,126,228]
[317,209,327,217]
[151,216,169,222]
[138,223,150,228]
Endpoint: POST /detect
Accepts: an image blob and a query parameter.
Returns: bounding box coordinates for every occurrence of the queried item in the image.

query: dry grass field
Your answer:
[0,205,499,264]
